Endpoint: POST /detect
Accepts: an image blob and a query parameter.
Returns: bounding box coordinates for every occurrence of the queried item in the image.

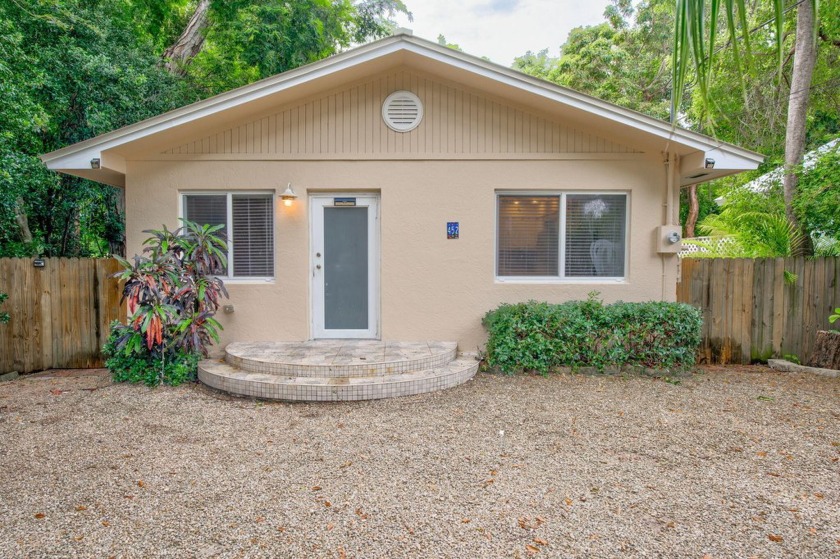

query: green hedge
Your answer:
[482,296,702,374]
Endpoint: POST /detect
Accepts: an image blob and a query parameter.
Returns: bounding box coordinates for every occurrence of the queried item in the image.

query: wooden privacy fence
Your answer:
[678,257,840,364]
[0,258,125,374]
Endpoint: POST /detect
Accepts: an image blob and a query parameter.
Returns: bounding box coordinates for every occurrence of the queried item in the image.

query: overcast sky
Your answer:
[393,0,612,67]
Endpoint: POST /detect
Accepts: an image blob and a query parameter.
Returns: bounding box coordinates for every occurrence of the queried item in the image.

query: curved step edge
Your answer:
[198,357,478,401]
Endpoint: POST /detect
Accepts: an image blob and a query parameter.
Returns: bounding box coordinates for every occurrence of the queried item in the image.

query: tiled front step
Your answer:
[225,341,457,378]
[198,357,478,401]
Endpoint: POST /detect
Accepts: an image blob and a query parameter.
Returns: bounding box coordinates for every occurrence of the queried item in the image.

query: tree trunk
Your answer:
[163,0,211,75]
[13,196,33,246]
[782,0,817,256]
[808,330,840,370]
[685,184,699,238]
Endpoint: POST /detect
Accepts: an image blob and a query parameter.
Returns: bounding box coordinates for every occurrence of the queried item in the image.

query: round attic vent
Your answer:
[382,91,423,132]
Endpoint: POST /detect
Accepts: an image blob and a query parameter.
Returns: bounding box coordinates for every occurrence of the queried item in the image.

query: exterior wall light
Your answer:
[280,183,298,207]
[90,158,101,169]
[704,158,715,169]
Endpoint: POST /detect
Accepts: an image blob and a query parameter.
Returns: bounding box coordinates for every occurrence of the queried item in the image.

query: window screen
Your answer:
[182,193,274,278]
[184,194,227,233]
[232,195,274,277]
[496,192,627,279]
[565,194,626,277]
[497,195,559,276]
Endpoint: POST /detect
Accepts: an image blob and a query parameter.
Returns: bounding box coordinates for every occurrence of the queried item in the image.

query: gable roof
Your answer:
[41,32,763,188]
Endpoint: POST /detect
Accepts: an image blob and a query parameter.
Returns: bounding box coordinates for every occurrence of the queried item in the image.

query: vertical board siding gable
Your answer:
[161,70,638,157]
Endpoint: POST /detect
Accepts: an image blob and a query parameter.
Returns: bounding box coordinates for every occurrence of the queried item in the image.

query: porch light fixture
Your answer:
[90,158,101,169]
[704,158,715,169]
[280,183,298,207]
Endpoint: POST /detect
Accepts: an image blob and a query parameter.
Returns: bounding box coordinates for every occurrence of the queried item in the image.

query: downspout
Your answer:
[662,152,678,300]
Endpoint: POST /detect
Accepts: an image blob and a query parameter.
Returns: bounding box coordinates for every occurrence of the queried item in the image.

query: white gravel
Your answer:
[0,366,837,558]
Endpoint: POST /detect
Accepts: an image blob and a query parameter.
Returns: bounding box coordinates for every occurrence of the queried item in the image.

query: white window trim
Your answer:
[495,190,630,284]
[179,190,275,283]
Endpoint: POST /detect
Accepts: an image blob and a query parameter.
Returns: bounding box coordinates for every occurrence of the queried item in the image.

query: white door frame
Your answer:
[310,194,380,339]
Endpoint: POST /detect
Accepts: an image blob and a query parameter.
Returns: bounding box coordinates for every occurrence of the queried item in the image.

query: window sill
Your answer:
[216,277,275,285]
[495,277,627,284]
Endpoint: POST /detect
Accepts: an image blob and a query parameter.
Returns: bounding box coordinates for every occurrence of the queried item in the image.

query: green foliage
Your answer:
[103,323,200,386]
[514,1,675,120]
[0,0,408,258]
[106,219,228,386]
[482,295,702,374]
[0,0,191,258]
[185,0,409,95]
[0,292,9,324]
[693,183,804,257]
[829,308,840,324]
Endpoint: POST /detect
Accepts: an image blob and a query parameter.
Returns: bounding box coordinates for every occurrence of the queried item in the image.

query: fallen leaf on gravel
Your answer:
[768,534,783,543]
[75,505,87,511]
[757,395,774,401]
[339,461,352,469]
[312,486,322,491]
[50,389,63,395]
[338,547,346,559]
[533,538,548,546]
[124,495,134,499]
[34,513,45,519]
[809,528,816,535]
[483,479,495,487]
[535,516,545,526]
[324,501,332,508]
[461,518,471,523]
[255,516,265,523]
[276,526,285,532]
[518,517,528,530]
[73,535,84,542]
[101,521,110,527]
[355,507,368,520]
[788,508,799,512]
[814,493,824,499]
[564,498,573,506]
[137,480,145,488]
[327,523,334,531]
[756,451,767,458]
[526,544,540,554]
[490,469,498,476]
[767,472,781,477]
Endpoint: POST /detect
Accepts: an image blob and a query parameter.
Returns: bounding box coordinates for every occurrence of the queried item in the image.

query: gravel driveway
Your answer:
[0,366,837,558]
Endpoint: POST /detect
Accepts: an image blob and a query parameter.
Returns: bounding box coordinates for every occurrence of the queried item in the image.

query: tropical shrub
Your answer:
[105,220,228,386]
[483,295,702,374]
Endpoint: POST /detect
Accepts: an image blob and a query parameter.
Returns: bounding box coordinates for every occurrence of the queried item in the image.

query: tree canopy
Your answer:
[0,0,408,257]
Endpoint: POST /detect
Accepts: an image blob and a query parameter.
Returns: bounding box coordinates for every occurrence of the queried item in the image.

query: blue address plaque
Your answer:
[447,222,459,239]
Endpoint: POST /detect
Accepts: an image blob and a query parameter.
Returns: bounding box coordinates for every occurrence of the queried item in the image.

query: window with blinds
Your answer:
[182,192,274,279]
[497,195,559,276]
[232,195,274,277]
[496,192,627,279]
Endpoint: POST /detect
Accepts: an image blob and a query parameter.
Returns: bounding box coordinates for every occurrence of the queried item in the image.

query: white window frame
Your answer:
[495,190,630,284]
[179,190,275,283]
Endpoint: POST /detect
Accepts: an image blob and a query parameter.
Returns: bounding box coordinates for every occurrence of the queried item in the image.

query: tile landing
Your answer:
[198,340,478,401]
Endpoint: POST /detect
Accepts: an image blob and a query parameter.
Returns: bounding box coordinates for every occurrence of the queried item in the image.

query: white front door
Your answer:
[311,194,380,339]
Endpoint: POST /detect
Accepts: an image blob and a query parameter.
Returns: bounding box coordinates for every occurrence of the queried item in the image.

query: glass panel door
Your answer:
[311,195,379,338]
[324,207,368,330]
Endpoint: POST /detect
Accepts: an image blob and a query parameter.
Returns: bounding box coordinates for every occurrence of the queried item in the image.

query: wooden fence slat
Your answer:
[678,257,840,364]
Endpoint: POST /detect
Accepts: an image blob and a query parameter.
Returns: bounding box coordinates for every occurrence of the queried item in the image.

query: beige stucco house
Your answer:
[41,32,762,355]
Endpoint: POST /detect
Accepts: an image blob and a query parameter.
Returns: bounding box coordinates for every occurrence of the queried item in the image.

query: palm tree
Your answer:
[672,0,817,255]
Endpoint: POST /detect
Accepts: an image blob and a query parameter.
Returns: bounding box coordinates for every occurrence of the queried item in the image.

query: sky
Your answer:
[393,0,612,67]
